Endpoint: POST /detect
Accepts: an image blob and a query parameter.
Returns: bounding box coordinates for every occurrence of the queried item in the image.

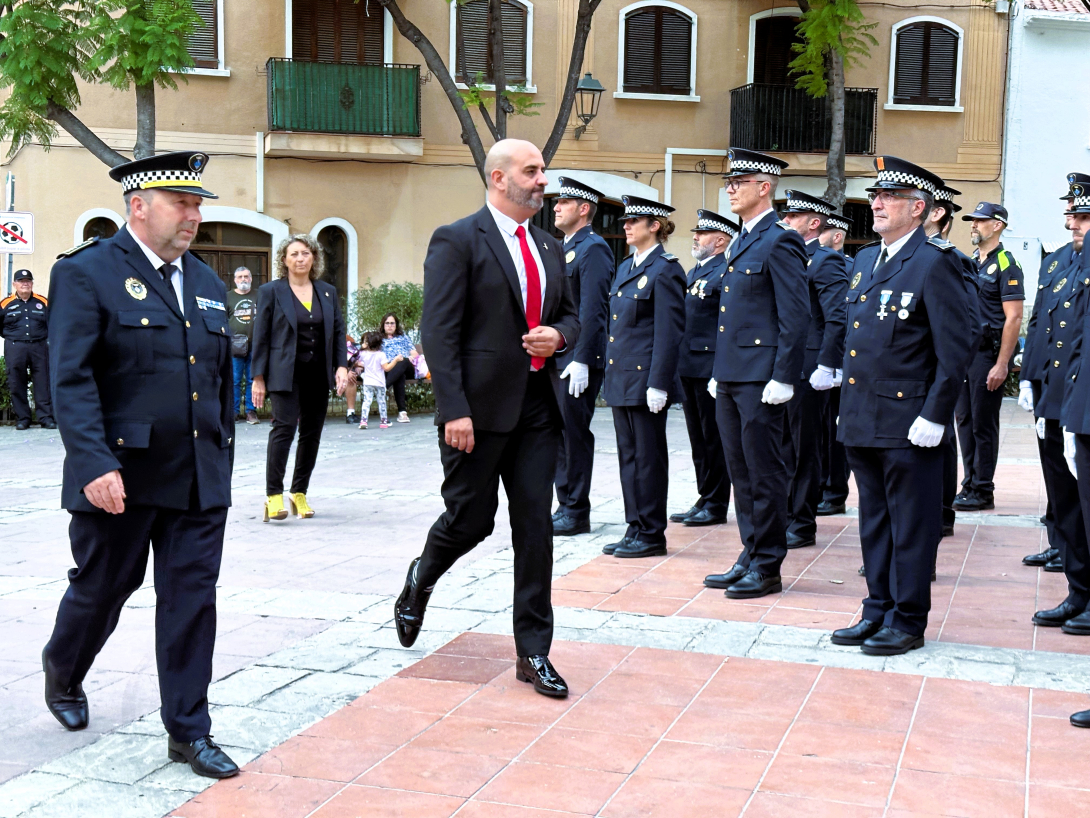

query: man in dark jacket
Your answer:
[1,268,55,429]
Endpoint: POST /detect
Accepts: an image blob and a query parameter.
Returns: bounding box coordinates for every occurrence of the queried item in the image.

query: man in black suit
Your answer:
[395,139,580,698]
[42,152,239,778]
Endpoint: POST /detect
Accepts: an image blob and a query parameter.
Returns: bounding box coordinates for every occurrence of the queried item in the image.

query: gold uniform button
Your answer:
[189,355,196,364]
[192,392,198,400]
[721,306,726,312]
[853,321,859,329]
[140,318,149,326]
[848,377,856,384]
[613,314,618,320]
[897,391,903,398]
[609,359,614,365]
[617,291,623,297]
[1058,341,1064,348]
[860,294,867,302]
[728,266,734,272]
[609,336,614,342]
[755,339,761,345]
[1065,302,1071,308]
[1061,321,1067,328]
[1055,361,1061,367]
[637,365,642,370]
[704,346,709,351]
[193,430,199,438]
[186,320,191,328]
[720,326,725,332]
[850,350,857,357]
[116,438,124,446]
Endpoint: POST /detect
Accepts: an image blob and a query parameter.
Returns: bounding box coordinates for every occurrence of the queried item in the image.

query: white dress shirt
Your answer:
[632,245,657,269]
[127,225,185,311]
[879,226,919,263]
[726,207,776,257]
[487,202,547,316]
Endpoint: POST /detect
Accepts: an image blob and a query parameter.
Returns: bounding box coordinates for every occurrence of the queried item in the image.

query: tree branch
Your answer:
[489,0,506,139]
[45,100,127,167]
[541,0,602,165]
[823,45,847,210]
[134,82,155,159]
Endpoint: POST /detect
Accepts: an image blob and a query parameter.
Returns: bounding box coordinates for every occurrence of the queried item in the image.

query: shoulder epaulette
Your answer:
[776,220,792,230]
[858,240,881,251]
[662,253,678,261]
[57,237,98,259]
[927,235,956,251]
[998,249,1016,270]
[0,295,15,308]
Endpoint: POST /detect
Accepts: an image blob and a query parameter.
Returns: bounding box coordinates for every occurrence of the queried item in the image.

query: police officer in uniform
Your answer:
[702,149,810,599]
[602,196,686,558]
[671,209,737,528]
[42,152,240,778]
[2,269,56,430]
[817,213,853,517]
[953,203,1025,511]
[779,191,848,548]
[830,157,975,656]
[551,178,615,536]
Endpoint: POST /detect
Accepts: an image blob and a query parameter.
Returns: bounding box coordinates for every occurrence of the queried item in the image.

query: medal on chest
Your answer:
[898,292,913,320]
[878,290,893,320]
[690,278,709,298]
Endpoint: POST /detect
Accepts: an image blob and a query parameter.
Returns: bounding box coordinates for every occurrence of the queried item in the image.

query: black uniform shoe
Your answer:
[1043,555,1065,573]
[394,559,434,648]
[725,571,782,599]
[602,537,631,556]
[786,531,816,549]
[941,524,955,538]
[830,618,882,646]
[42,649,88,731]
[1023,547,1058,567]
[41,420,57,430]
[1040,515,1048,526]
[858,564,866,576]
[1033,600,1083,627]
[1072,709,1090,728]
[553,514,591,536]
[167,735,240,779]
[816,500,846,516]
[861,627,924,656]
[670,505,700,523]
[704,563,747,589]
[551,509,565,523]
[515,655,568,698]
[613,539,667,559]
[683,508,726,527]
[954,489,972,504]
[952,491,994,511]
[15,420,30,431]
[1060,611,1090,635]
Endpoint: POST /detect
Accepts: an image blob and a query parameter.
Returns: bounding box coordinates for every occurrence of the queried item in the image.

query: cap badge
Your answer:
[851,272,862,290]
[565,250,576,264]
[188,153,206,172]
[125,277,148,300]
[637,275,648,290]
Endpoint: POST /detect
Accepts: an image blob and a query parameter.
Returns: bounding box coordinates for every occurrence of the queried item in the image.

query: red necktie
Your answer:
[515,225,544,370]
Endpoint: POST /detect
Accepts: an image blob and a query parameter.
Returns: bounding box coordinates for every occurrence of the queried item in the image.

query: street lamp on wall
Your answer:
[574,72,605,140]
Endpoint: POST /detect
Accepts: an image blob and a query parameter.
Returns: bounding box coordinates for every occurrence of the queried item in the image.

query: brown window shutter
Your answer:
[456,0,527,85]
[893,22,959,106]
[622,9,658,92]
[358,1,385,64]
[623,7,693,95]
[187,0,219,69]
[500,1,528,84]
[752,16,802,86]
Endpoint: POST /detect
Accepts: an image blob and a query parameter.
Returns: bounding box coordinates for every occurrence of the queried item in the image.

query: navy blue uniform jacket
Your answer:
[801,240,849,377]
[677,253,727,380]
[1030,251,1084,421]
[602,244,686,406]
[1060,249,1090,433]
[712,212,810,384]
[1024,242,1075,385]
[47,228,234,512]
[556,224,614,371]
[837,229,976,448]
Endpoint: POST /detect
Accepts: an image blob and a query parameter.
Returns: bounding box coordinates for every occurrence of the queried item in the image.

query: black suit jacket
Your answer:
[251,277,348,392]
[47,227,234,512]
[421,206,580,433]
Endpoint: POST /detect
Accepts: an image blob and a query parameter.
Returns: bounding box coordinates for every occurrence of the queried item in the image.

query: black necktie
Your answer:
[727,228,748,261]
[158,263,171,282]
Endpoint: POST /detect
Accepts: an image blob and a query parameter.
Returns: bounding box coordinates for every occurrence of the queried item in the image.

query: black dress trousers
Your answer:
[956,348,1004,495]
[785,381,828,540]
[820,384,850,506]
[45,502,228,742]
[612,404,670,544]
[416,371,561,657]
[554,367,605,522]
[1044,423,1090,609]
[680,375,730,518]
[716,380,790,576]
[266,359,330,496]
[5,340,54,423]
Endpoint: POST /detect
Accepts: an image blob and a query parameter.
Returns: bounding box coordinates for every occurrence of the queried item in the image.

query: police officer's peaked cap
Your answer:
[865,156,943,197]
[962,201,1008,223]
[13,269,32,281]
[1062,173,1090,201]
[557,177,605,204]
[108,150,219,199]
[691,209,739,236]
[1065,182,1090,215]
[619,195,674,221]
[781,190,835,216]
[824,213,853,233]
[935,185,963,213]
[723,148,789,179]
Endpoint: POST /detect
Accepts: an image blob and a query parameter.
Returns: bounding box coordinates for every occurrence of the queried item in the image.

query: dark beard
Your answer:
[505,179,544,212]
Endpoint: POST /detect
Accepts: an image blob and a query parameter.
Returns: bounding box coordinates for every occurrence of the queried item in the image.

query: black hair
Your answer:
[380,312,403,338]
[363,331,383,351]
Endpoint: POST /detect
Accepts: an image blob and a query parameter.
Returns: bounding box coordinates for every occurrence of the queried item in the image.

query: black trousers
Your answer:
[680,376,730,517]
[716,381,789,576]
[266,362,329,495]
[45,503,227,741]
[1042,422,1090,609]
[554,367,604,521]
[613,404,670,544]
[785,381,828,540]
[942,421,958,528]
[820,385,850,506]
[417,371,560,657]
[955,348,1004,496]
[5,339,54,424]
[847,444,942,636]
[386,358,413,413]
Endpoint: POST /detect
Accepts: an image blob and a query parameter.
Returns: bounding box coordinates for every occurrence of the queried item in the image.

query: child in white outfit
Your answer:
[358,332,395,429]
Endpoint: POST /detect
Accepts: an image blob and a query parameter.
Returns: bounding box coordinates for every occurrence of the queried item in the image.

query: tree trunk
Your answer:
[45,101,127,167]
[489,0,507,140]
[134,82,156,160]
[823,47,847,211]
[541,0,601,165]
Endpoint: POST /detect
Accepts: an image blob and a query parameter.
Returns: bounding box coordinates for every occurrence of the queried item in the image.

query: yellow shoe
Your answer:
[290,493,315,519]
[264,494,288,522]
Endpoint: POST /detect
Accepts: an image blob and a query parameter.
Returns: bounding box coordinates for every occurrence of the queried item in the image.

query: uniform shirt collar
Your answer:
[743,207,775,234]
[564,223,593,246]
[486,201,530,240]
[126,224,183,275]
[633,245,657,268]
[880,226,918,262]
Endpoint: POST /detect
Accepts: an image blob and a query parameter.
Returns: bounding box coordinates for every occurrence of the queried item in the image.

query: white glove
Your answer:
[1065,429,1078,478]
[561,361,590,398]
[1018,380,1034,413]
[707,378,717,399]
[761,380,794,405]
[1036,417,1046,440]
[907,416,944,447]
[647,387,668,413]
[809,365,835,391]
[833,369,843,388]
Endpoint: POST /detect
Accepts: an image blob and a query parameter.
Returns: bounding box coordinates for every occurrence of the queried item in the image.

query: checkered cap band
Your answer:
[558,183,599,204]
[695,215,737,235]
[826,215,851,231]
[1071,194,1090,210]
[785,193,833,216]
[935,188,955,202]
[624,201,672,219]
[729,158,783,177]
[874,169,938,195]
[121,169,203,193]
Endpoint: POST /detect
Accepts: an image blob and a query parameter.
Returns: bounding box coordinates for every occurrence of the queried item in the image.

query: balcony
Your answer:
[729,84,878,156]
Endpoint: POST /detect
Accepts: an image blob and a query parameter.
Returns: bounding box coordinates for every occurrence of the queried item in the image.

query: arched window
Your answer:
[83,217,119,242]
[618,2,697,99]
[451,0,531,87]
[318,225,348,301]
[888,18,963,110]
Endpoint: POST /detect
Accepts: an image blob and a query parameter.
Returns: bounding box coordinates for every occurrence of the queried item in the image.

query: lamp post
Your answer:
[573,72,604,140]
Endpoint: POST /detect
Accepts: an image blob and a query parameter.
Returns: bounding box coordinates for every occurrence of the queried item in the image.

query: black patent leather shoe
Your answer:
[1072,709,1090,728]
[41,420,57,430]
[725,571,782,599]
[1043,556,1065,573]
[952,492,994,511]
[786,531,816,549]
[15,420,30,431]
[602,537,631,556]
[167,735,240,779]
[670,505,700,523]
[861,627,924,656]
[1061,611,1090,635]
[613,539,667,559]
[1033,600,1083,627]
[551,509,564,523]
[816,501,846,516]
[830,618,882,646]
[553,514,591,536]
[704,563,747,589]
[394,558,434,648]
[515,655,568,698]
[858,564,866,576]
[1024,547,1059,567]
[683,508,726,527]
[42,649,88,731]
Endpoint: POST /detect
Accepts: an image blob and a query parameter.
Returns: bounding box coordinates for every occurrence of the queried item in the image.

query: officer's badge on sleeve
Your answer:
[565,250,576,264]
[851,272,862,290]
[125,277,148,300]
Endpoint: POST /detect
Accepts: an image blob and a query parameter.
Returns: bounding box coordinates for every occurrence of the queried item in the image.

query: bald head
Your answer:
[485,138,548,222]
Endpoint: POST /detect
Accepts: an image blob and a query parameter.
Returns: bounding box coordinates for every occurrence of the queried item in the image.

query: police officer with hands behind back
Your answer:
[671,209,738,528]
[1,269,56,430]
[601,196,686,558]
[702,148,810,600]
[830,156,976,656]
[551,177,615,537]
[42,151,240,779]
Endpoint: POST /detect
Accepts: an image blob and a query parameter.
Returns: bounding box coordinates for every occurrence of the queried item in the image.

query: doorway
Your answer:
[191,223,272,290]
[532,198,627,268]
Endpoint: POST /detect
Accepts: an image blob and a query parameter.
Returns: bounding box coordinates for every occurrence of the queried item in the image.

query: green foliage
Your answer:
[346,280,425,340]
[88,1,200,92]
[0,356,11,414]
[788,0,878,98]
[457,73,544,118]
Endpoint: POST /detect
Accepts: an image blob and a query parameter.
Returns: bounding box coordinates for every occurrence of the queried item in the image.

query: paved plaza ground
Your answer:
[2,400,1090,817]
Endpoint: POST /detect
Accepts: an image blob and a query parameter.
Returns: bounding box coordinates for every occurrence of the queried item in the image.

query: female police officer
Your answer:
[601,196,686,558]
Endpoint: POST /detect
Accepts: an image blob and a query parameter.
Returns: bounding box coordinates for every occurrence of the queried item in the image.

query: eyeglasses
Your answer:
[725,179,761,192]
[868,191,917,205]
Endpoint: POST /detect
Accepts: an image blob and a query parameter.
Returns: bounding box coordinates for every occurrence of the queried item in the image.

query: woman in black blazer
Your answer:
[252,234,348,521]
